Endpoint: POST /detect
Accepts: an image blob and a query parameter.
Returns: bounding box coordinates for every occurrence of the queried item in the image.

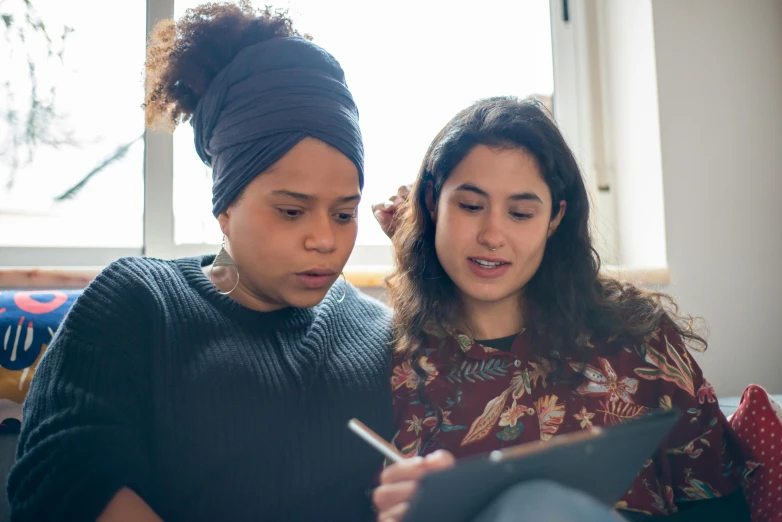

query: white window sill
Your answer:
[0,265,670,290]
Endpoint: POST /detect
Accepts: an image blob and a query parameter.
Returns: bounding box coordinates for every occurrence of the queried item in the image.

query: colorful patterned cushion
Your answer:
[729,384,782,522]
[0,290,81,432]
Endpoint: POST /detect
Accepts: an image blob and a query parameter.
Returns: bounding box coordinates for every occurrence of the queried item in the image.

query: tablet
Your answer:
[404,408,681,522]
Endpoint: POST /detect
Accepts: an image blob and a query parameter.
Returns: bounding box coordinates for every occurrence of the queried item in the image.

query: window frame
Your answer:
[0,0,592,276]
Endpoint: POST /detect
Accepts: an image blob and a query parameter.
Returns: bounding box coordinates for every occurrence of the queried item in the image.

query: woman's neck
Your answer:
[457,293,525,340]
[202,264,286,312]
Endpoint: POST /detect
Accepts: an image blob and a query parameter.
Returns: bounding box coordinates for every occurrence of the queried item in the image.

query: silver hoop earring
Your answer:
[337,272,348,303]
[210,236,240,296]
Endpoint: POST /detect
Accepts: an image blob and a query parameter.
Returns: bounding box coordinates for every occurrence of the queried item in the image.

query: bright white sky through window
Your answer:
[0,0,146,248]
[0,1,552,250]
[173,0,554,246]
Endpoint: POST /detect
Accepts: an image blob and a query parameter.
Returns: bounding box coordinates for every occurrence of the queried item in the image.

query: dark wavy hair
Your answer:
[387,96,705,442]
[144,1,307,130]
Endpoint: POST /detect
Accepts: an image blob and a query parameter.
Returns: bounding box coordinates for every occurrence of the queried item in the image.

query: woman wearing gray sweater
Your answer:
[7,4,393,521]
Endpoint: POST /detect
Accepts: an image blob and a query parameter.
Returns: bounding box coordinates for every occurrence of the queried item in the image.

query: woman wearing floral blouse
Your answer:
[371,97,756,521]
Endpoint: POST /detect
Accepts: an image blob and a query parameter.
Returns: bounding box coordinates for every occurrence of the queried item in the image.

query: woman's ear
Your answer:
[217,208,231,238]
[547,200,567,238]
[425,181,437,223]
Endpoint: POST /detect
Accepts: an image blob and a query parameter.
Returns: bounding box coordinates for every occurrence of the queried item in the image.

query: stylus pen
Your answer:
[348,418,406,464]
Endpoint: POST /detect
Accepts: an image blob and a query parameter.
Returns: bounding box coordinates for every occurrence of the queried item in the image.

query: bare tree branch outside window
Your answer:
[1,0,140,200]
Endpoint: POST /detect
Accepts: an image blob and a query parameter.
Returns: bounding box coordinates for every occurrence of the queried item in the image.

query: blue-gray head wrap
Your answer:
[191,37,364,217]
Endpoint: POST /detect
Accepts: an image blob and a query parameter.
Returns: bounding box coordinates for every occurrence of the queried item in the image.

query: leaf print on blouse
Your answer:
[510,369,532,400]
[446,358,513,385]
[667,429,713,459]
[400,437,422,457]
[406,414,425,435]
[696,380,717,404]
[570,357,639,404]
[596,399,649,425]
[461,388,512,446]
[633,335,695,396]
[664,485,676,512]
[573,406,596,430]
[613,502,652,516]
[508,358,554,400]
[500,400,535,427]
[420,410,467,433]
[456,334,473,352]
[534,394,566,441]
[640,478,674,515]
[528,357,553,389]
[496,424,524,441]
[390,357,438,390]
[686,407,703,424]
[679,468,722,500]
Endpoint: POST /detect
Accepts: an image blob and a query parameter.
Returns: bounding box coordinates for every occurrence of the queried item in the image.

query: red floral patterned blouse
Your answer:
[390,324,758,516]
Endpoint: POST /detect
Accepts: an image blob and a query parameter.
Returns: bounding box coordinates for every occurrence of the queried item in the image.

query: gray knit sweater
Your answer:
[7,255,394,522]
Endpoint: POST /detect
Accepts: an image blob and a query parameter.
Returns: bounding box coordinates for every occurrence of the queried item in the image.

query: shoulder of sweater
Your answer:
[75,256,183,312]
[102,255,178,279]
[54,257,180,342]
[96,256,187,292]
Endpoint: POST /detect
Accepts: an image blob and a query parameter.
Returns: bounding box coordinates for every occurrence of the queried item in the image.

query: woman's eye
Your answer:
[279,208,303,219]
[511,212,534,220]
[459,203,482,213]
[335,212,357,223]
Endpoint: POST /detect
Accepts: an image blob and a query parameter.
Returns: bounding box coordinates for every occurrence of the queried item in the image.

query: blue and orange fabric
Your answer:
[0,290,81,432]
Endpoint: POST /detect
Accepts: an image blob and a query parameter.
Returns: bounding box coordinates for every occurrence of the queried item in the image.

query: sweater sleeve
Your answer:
[7,259,156,522]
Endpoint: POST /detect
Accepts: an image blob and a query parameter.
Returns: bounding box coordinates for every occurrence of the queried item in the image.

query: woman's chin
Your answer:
[456,282,521,305]
[283,288,332,309]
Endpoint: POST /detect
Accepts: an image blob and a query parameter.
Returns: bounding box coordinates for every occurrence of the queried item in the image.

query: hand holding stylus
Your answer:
[373,450,455,522]
[347,418,455,522]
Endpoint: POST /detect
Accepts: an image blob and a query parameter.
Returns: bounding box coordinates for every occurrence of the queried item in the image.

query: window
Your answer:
[173,0,555,257]
[1,0,580,271]
[0,0,146,265]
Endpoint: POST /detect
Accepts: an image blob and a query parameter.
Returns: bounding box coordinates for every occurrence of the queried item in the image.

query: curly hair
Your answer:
[144,1,308,130]
[388,96,706,444]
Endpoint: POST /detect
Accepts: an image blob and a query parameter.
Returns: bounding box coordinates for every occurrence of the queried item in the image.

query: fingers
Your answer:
[390,185,410,205]
[423,449,456,470]
[375,185,411,208]
[372,206,392,221]
[372,481,416,514]
[372,205,398,239]
[373,184,411,212]
[371,184,412,239]
[371,201,394,214]
[376,500,409,522]
[378,451,455,484]
[374,452,456,522]
[379,456,429,484]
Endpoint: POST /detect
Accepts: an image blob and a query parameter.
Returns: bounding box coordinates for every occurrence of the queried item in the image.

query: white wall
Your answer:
[651,0,782,396]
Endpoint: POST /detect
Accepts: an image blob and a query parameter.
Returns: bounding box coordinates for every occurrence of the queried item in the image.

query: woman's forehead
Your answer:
[444,146,549,199]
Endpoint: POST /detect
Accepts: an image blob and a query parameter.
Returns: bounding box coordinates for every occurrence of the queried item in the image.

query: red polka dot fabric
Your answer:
[729,384,782,521]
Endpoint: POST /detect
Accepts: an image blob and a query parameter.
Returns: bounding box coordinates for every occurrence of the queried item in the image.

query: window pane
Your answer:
[174,123,222,245]
[173,0,553,246]
[0,0,146,248]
